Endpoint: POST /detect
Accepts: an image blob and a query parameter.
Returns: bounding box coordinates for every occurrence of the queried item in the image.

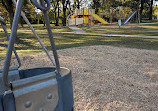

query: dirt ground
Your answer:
[0,45,158,111]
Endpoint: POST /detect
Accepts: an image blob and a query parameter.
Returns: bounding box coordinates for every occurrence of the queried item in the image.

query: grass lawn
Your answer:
[81,22,158,36]
[4,24,73,32]
[136,23,158,30]
[0,24,158,60]
[30,24,73,32]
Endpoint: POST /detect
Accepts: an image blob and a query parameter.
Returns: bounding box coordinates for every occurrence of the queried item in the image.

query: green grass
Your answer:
[136,23,158,30]
[5,24,73,32]
[81,22,158,36]
[141,19,158,23]
[1,24,158,60]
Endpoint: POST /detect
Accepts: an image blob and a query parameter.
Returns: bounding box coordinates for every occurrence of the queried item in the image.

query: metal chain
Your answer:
[3,0,24,88]
[0,20,21,68]
[40,0,61,75]
[3,0,61,88]
[33,0,61,75]
[12,0,56,66]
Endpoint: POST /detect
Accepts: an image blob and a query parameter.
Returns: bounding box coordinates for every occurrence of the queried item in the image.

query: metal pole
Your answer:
[0,16,6,25]
[40,0,60,75]
[12,0,56,66]
[3,0,24,88]
[83,8,84,24]
[1,23,21,68]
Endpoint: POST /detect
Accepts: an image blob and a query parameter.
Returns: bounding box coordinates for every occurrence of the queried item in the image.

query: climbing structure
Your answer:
[67,9,109,26]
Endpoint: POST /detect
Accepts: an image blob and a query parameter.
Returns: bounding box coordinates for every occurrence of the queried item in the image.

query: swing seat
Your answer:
[0,0,74,110]
[0,66,20,94]
[0,67,73,111]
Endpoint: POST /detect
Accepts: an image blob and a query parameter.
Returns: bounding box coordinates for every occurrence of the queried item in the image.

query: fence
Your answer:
[68,18,84,26]
[74,9,95,15]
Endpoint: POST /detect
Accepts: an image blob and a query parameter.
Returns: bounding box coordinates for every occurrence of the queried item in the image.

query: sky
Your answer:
[70,0,92,8]
[154,0,158,6]
[35,0,92,14]
[80,0,92,8]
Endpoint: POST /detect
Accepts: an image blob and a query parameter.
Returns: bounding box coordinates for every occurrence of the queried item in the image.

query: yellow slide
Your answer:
[91,14,108,25]
[71,15,76,18]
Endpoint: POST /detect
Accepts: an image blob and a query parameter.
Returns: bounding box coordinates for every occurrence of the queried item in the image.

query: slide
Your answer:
[122,11,137,25]
[71,15,76,18]
[91,14,109,25]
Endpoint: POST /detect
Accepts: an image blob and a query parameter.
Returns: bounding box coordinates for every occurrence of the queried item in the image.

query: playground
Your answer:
[0,21,158,110]
[0,45,158,111]
[80,23,158,36]
[0,0,158,110]
[1,22,158,60]
[67,9,109,26]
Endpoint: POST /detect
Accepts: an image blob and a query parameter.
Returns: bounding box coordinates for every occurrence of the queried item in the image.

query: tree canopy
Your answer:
[0,0,156,26]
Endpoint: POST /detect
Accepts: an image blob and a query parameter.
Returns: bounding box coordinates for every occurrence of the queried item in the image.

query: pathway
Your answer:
[66,26,158,39]
[21,28,158,39]
[68,26,86,33]
[54,31,158,39]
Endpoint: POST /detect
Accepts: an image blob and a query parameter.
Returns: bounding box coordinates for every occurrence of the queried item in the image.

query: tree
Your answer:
[56,0,60,26]
[99,0,122,23]
[92,0,100,13]
[121,0,149,22]
[0,0,14,27]
[149,0,153,20]
[0,2,9,23]
[52,0,61,26]
[23,2,41,24]
[74,0,83,9]
[61,0,70,26]
[140,0,145,21]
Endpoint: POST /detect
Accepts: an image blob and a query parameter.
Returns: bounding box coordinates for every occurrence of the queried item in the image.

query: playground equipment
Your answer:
[0,0,74,111]
[67,9,109,26]
[120,11,137,26]
[91,14,109,25]
[0,16,21,94]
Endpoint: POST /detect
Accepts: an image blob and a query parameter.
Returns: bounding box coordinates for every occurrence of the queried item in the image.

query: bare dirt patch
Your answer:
[0,45,158,111]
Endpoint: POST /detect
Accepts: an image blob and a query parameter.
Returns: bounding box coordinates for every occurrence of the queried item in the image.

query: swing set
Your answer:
[0,0,74,111]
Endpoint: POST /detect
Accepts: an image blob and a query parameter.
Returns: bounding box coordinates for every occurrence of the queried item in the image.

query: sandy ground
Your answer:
[0,45,158,111]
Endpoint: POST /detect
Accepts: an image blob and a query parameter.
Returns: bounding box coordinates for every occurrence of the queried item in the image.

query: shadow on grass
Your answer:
[141,24,158,26]
[1,32,158,60]
[18,24,72,32]
[55,35,158,51]
[82,24,158,36]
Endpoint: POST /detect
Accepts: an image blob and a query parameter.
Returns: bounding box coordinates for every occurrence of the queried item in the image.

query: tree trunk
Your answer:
[62,6,66,26]
[9,11,14,28]
[7,0,14,28]
[140,0,144,22]
[74,1,76,9]
[55,10,58,26]
[93,0,99,14]
[57,3,60,25]
[38,17,40,24]
[55,0,59,26]
[1,0,14,28]
[149,0,153,20]
[62,0,67,26]
[42,14,45,26]
[92,0,96,10]
[77,2,80,9]
[20,17,24,28]
[43,21,46,26]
